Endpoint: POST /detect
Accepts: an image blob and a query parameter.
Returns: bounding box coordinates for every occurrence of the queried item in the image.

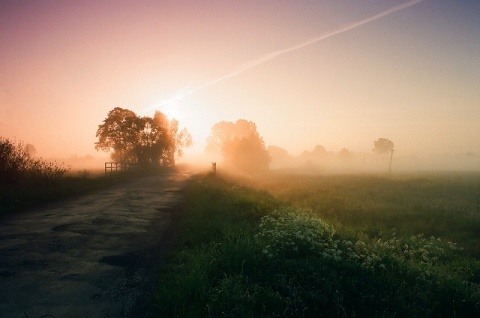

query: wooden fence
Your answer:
[104,162,126,175]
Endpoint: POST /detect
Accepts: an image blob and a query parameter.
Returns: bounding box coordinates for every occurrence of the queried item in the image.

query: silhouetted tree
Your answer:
[25,143,37,157]
[373,138,395,172]
[338,147,352,160]
[95,107,191,167]
[373,138,394,154]
[206,119,270,173]
[153,112,192,166]
[268,145,296,168]
[95,107,141,163]
[300,145,328,162]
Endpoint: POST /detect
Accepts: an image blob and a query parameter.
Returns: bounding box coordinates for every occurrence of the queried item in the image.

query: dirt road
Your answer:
[0,172,192,318]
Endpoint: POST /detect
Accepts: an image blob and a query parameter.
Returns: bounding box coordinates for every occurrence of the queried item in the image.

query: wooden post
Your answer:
[212,162,216,175]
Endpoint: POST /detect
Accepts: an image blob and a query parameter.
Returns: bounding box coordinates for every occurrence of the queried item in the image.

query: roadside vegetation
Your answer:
[153,172,480,317]
[0,137,167,215]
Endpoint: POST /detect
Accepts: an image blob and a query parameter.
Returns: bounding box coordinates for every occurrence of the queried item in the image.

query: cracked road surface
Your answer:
[0,172,192,318]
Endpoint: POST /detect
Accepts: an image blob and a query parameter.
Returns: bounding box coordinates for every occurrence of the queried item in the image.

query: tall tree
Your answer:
[152,112,192,166]
[206,119,270,173]
[373,138,395,172]
[95,107,142,163]
[95,107,191,167]
[373,138,394,154]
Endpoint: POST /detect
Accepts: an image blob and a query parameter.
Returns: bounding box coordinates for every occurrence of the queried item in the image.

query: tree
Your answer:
[372,138,394,172]
[268,145,295,168]
[206,119,270,173]
[338,147,352,160]
[152,112,192,166]
[95,107,191,167]
[300,145,328,162]
[25,143,37,157]
[373,138,394,154]
[95,107,141,163]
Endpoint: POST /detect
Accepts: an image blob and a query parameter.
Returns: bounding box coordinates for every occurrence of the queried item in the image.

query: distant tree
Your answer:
[373,138,395,172]
[373,138,394,154]
[95,107,191,167]
[338,147,352,160]
[268,145,296,169]
[25,143,37,157]
[300,145,328,161]
[206,119,270,173]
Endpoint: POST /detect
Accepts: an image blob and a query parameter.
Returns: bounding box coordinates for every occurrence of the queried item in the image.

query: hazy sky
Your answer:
[1,0,479,160]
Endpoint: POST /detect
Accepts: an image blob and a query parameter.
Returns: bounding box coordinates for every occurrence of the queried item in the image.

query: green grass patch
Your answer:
[153,173,480,317]
[251,173,480,257]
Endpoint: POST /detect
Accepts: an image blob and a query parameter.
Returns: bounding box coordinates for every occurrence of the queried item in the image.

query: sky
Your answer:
[1,0,479,163]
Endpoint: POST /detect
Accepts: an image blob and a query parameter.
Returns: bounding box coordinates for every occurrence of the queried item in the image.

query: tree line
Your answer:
[96,107,394,173]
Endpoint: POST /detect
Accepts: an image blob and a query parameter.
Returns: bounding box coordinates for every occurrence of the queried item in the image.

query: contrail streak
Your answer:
[144,0,422,112]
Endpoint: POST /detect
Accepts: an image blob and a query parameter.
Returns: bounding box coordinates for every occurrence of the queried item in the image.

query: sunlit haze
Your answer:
[1,0,479,170]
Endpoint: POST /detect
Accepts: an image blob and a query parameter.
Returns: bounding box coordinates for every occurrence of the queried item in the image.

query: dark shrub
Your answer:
[0,137,68,184]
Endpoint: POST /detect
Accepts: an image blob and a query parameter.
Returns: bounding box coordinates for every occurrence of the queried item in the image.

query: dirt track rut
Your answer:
[0,172,192,318]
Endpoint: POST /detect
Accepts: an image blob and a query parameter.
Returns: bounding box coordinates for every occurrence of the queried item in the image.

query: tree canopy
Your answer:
[206,119,270,173]
[95,107,192,167]
[373,138,394,155]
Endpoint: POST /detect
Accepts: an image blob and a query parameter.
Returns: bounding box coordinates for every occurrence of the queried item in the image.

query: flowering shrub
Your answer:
[255,208,336,259]
[374,233,462,266]
[256,207,465,274]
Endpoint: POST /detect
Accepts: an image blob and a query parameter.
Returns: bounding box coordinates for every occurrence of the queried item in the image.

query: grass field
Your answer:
[153,172,480,317]
[249,172,480,258]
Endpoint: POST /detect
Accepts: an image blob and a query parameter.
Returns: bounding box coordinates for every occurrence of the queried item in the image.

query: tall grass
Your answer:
[153,173,480,317]
[0,137,183,215]
[248,173,480,257]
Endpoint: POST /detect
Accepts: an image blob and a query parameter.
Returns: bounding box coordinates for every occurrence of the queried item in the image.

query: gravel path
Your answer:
[0,172,192,318]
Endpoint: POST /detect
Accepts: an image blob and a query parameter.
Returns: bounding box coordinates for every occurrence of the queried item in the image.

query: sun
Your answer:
[141,88,215,157]
[162,103,181,121]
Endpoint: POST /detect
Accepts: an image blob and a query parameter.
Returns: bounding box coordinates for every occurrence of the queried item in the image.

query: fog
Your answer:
[1,1,479,173]
[10,130,479,174]
[266,148,480,174]
[176,143,480,177]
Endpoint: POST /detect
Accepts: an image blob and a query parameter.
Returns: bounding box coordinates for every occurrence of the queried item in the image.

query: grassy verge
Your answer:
[0,168,172,216]
[153,173,480,317]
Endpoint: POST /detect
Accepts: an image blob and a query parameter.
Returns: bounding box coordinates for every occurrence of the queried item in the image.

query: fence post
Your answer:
[212,162,216,175]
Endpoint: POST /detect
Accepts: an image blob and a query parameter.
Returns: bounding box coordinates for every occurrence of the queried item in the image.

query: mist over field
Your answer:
[266,147,480,174]
[1,2,480,316]
[1,0,478,172]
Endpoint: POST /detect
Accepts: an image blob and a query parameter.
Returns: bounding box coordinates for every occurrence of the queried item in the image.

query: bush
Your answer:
[0,137,68,184]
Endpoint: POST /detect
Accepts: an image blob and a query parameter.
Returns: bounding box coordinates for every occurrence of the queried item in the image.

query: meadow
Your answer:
[153,172,480,317]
